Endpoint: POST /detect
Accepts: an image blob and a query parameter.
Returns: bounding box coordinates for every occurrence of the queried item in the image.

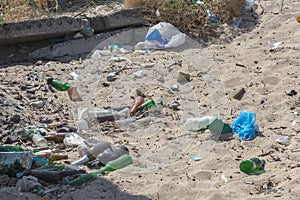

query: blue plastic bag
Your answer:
[232,111,259,140]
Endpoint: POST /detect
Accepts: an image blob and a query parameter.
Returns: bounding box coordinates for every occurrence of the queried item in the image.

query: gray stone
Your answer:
[0,16,90,45]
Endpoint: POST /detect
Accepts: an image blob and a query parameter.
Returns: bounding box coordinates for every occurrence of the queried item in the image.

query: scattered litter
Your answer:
[67,87,83,102]
[47,78,71,91]
[170,84,179,91]
[221,174,229,183]
[63,133,86,146]
[69,72,79,80]
[232,111,259,140]
[233,88,246,100]
[276,136,289,144]
[68,154,133,186]
[135,22,186,50]
[240,158,265,175]
[190,156,202,161]
[177,72,191,83]
[269,41,283,52]
[185,116,232,134]
[16,175,43,193]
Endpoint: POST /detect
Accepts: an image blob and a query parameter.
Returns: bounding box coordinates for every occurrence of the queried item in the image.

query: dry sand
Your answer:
[1,0,300,199]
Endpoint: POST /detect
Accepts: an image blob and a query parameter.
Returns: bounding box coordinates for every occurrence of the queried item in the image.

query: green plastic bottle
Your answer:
[0,146,24,152]
[47,78,71,91]
[68,154,133,186]
[240,158,265,175]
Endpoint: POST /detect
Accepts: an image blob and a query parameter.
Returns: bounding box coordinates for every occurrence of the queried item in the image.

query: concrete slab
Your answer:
[0,16,90,46]
[29,27,148,59]
[89,8,145,32]
[0,8,145,47]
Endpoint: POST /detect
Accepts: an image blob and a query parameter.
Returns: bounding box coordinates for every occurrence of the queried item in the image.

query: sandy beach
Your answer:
[1,0,300,199]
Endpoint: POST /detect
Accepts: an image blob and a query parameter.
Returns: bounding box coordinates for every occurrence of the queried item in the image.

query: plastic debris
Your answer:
[232,111,259,140]
[135,22,186,50]
[16,175,43,193]
[190,156,202,161]
[63,133,86,146]
[0,149,33,177]
[276,136,289,144]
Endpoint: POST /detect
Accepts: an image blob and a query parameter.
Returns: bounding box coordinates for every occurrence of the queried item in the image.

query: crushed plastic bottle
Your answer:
[71,142,112,165]
[185,116,217,131]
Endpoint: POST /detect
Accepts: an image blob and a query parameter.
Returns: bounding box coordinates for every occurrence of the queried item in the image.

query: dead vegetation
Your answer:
[142,0,246,42]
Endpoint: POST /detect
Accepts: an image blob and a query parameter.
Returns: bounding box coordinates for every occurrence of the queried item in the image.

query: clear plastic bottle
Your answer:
[71,142,112,165]
[32,133,48,147]
[96,145,129,165]
[185,116,216,131]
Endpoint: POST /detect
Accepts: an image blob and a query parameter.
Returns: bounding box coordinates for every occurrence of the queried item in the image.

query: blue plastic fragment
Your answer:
[146,29,169,45]
[190,155,202,161]
[232,111,259,140]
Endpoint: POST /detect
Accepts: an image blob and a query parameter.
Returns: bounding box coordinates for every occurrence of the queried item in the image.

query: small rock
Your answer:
[35,60,43,66]
[107,72,118,82]
[3,135,19,144]
[140,63,155,68]
[133,70,146,78]
[170,84,179,91]
[9,114,21,123]
[171,101,180,110]
[30,101,45,108]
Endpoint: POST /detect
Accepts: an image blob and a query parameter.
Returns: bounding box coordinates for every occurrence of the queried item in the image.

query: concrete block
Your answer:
[29,27,148,59]
[0,17,90,45]
[89,8,145,32]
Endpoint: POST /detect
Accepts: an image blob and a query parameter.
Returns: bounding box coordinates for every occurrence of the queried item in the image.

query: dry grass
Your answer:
[0,0,56,22]
[142,0,246,42]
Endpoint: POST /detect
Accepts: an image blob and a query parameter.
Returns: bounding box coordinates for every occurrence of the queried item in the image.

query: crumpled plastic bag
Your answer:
[232,111,259,140]
[135,22,186,50]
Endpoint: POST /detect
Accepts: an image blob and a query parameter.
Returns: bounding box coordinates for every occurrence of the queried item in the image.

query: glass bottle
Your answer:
[130,96,144,116]
[240,157,265,175]
[47,78,71,91]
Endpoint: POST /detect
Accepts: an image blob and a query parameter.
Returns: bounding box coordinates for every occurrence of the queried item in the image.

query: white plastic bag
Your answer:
[135,22,186,50]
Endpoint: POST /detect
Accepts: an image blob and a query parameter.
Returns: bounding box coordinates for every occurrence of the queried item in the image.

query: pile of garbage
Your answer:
[0,20,268,198]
